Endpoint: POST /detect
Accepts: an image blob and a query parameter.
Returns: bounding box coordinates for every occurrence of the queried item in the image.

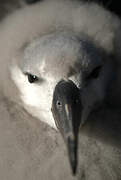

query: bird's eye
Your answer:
[56,100,62,110]
[86,66,102,80]
[27,74,39,83]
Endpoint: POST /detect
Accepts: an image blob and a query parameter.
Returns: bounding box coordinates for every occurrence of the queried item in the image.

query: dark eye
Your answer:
[86,66,102,80]
[27,74,38,83]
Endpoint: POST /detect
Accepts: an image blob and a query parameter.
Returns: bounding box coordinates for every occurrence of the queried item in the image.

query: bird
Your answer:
[0,0,121,179]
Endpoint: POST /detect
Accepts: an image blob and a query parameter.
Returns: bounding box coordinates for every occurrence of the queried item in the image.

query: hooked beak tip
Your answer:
[71,161,77,175]
[67,136,78,176]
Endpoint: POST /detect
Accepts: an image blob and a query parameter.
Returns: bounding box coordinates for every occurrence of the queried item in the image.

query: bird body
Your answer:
[0,0,121,179]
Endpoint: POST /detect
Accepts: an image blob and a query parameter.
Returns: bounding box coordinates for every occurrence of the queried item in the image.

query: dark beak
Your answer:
[66,135,78,175]
[51,80,82,175]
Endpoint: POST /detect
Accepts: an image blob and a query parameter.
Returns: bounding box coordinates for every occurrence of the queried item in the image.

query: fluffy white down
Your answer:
[0,0,121,128]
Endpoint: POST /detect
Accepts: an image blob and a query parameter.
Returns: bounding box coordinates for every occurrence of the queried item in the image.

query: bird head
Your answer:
[10,31,114,175]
